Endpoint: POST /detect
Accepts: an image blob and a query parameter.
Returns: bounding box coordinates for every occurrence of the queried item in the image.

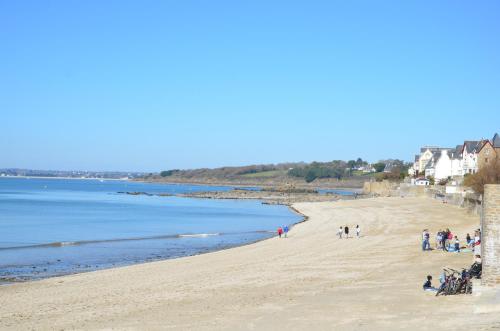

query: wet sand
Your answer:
[1,197,499,330]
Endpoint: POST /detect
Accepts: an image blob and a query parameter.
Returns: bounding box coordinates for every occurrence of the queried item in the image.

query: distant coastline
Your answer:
[0,175,127,181]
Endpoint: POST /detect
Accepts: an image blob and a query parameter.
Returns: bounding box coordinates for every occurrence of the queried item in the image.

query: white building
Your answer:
[433,146,463,181]
[461,141,483,175]
[410,136,498,182]
[412,146,463,181]
[416,147,448,178]
[418,147,441,174]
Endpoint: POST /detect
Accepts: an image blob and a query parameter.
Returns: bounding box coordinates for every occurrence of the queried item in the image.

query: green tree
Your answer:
[373,162,386,173]
[160,170,178,177]
[304,171,317,183]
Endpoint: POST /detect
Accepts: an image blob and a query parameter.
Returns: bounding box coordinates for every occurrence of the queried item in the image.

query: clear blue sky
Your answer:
[1,1,499,172]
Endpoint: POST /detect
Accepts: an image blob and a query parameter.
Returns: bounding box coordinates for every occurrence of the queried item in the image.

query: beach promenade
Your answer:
[1,197,499,330]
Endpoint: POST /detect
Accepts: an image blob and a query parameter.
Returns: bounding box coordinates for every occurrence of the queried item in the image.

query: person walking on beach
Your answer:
[283,225,289,238]
[277,227,283,238]
[422,229,430,251]
[356,225,360,238]
[344,226,349,239]
[338,226,343,239]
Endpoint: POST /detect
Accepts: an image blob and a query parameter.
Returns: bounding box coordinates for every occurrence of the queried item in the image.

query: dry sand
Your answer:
[1,197,499,330]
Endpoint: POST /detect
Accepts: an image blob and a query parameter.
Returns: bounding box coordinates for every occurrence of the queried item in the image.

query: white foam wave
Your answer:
[178,233,220,238]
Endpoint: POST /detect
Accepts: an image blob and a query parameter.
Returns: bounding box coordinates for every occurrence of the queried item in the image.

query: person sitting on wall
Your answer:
[469,255,482,279]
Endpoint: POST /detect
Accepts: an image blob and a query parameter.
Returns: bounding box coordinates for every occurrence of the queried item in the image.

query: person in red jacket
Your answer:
[277,227,283,238]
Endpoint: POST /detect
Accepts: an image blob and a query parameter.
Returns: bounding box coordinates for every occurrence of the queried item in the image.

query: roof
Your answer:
[433,149,451,163]
[420,146,446,153]
[463,141,483,154]
[492,133,500,148]
[450,145,463,159]
[423,156,435,169]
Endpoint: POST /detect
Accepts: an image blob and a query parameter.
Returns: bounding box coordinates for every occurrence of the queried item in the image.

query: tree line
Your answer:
[157,158,411,183]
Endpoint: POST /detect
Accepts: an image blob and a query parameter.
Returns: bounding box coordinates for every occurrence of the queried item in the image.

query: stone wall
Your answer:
[482,184,500,286]
[399,184,426,197]
[362,180,399,196]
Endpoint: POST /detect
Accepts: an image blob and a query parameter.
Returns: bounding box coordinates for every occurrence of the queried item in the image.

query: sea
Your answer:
[0,177,302,283]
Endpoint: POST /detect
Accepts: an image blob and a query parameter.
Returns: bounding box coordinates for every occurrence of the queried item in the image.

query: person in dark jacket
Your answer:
[423,275,433,289]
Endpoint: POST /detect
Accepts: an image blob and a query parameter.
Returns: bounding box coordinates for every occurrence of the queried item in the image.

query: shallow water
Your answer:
[0,178,301,282]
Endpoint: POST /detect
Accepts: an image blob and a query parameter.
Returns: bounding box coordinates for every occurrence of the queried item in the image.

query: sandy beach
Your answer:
[1,197,499,330]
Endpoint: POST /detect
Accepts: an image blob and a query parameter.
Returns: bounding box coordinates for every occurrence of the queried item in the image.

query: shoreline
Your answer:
[0,202,306,285]
[2,198,499,329]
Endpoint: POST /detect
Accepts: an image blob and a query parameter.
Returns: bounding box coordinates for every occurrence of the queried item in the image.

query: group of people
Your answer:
[421,228,460,252]
[421,228,481,253]
[468,229,482,255]
[337,225,361,239]
[278,224,362,239]
[277,225,289,238]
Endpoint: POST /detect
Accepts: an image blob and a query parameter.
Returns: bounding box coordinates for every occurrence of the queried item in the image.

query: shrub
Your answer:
[464,157,500,194]
[438,178,448,186]
[427,176,435,185]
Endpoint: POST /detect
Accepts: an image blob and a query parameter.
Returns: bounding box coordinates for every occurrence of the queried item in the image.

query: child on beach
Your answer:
[344,226,349,239]
[338,226,343,239]
[283,225,289,238]
[277,227,283,238]
[356,225,360,238]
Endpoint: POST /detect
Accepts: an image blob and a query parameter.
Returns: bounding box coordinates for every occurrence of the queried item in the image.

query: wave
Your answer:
[178,233,219,238]
[0,230,271,251]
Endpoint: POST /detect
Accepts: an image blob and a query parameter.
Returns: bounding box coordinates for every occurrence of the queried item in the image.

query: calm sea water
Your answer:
[0,178,301,283]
